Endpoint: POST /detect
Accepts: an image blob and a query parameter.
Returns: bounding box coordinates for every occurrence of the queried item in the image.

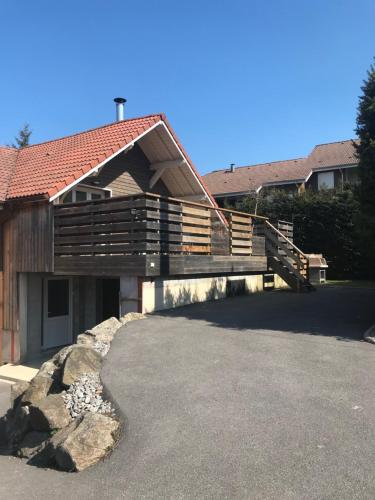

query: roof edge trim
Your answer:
[49,120,163,202]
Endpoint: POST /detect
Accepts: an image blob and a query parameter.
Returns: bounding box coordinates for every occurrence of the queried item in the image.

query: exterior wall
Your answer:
[274,274,289,289]
[1,213,19,362]
[306,166,359,191]
[0,203,54,363]
[141,273,288,314]
[120,276,140,315]
[25,273,43,361]
[18,273,99,362]
[82,144,170,197]
[79,277,97,331]
[16,271,288,362]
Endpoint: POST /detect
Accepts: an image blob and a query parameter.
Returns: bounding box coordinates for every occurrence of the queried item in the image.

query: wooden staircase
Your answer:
[262,220,314,293]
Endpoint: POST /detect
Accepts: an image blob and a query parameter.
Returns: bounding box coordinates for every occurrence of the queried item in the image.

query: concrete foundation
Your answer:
[15,271,288,363]
[142,273,287,314]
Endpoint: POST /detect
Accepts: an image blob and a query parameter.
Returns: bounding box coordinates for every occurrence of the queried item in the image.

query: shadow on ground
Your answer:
[154,286,375,343]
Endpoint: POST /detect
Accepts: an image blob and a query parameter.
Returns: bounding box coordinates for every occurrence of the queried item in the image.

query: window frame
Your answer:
[59,184,112,204]
[317,171,335,190]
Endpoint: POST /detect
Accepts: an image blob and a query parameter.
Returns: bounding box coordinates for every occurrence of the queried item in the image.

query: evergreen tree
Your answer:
[354,60,375,275]
[11,123,32,148]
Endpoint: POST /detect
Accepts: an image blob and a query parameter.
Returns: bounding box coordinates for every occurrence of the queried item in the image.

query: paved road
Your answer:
[0,286,375,499]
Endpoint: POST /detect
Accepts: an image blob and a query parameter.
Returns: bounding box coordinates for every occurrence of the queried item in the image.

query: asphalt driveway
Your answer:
[1,285,375,499]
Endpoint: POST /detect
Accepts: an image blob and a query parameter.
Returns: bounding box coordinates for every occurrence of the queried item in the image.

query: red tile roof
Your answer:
[204,140,359,196]
[204,158,309,196]
[0,147,18,202]
[2,114,163,201]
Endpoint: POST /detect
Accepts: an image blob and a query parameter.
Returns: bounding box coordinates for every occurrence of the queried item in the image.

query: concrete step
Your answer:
[0,363,38,383]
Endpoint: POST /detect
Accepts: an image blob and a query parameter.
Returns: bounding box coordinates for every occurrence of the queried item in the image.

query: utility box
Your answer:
[307,254,328,284]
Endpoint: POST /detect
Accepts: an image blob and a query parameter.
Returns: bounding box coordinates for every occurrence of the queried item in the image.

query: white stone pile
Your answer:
[93,340,110,357]
[62,373,115,419]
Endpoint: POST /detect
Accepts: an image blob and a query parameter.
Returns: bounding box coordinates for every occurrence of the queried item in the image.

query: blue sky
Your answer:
[0,0,374,174]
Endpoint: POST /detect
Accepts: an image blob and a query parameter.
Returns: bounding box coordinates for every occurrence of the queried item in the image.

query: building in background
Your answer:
[204,140,359,206]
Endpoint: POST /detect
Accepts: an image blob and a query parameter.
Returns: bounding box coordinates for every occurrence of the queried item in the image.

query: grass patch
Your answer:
[324,280,375,289]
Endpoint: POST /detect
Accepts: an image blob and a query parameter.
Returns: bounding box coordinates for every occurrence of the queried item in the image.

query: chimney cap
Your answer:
[114,97,127,104]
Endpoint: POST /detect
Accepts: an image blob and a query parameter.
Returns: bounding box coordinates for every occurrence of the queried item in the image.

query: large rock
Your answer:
[86,317,122,343]
[62,345,102,387]
[38,359,58,377]
[22,373,54,406]
[51,345,74,367]
[120,312,146,324]
[17,431,50,459]
[55,413,120,472]
[10,381,30,409]
[6,404,30,447]
[30,393,71,431]
[28,418,80,467]
[76,333,95,347]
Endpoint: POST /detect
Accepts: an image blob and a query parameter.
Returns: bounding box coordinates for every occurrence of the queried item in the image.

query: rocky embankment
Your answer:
[2,313,145,472]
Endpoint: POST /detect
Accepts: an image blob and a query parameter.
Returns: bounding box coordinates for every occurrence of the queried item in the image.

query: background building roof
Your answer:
[203,158,309,196]
[203,139,358,196]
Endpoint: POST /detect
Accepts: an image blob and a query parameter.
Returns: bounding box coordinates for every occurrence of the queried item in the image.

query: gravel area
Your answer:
[62,373,115,419]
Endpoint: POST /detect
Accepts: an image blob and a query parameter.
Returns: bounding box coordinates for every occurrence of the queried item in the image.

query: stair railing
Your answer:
[264,220,309,283]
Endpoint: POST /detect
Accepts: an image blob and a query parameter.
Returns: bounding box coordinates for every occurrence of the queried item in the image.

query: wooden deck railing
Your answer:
[53,193,267,258]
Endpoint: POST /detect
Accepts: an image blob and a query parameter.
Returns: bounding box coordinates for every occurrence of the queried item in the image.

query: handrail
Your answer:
[55,191,269,221]
[265,220,307,258]
[264,228,303,266]
[143,192,269,221]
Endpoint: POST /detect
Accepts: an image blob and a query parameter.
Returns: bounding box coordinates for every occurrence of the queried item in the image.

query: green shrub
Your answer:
[238,188,363,279]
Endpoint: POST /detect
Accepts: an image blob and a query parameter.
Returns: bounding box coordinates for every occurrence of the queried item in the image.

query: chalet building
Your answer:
[0,100,312,364]
[204,140,359,206]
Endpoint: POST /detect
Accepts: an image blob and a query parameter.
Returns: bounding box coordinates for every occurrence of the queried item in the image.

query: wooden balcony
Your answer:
[53,193,268,277]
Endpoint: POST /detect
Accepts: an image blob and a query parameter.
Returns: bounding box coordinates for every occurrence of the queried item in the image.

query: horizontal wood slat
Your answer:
[54,193,258,265]
[230,214,252,224]
[231,239,252,247]
[182,216,211,227]
[181,205,210,218]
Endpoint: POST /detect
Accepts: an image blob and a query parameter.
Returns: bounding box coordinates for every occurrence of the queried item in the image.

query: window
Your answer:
[60,186,109,204]
[75,190,88,202]
[317,171,334,190]
[47,279,69,317]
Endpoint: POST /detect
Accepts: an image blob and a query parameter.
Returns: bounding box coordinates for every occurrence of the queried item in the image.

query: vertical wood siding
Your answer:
[0,203,54,362]
[15,203,54,272]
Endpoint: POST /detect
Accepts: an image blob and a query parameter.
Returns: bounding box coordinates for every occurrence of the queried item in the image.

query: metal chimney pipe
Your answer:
[230,163,235,173]
[114,97,127,121]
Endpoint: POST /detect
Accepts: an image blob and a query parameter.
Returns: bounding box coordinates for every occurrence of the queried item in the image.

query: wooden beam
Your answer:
[149,159,185,171]
[149,166,167,189]
[149,159,186,189]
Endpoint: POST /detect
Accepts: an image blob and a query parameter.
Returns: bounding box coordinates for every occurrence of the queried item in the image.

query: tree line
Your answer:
[237,59,375,280]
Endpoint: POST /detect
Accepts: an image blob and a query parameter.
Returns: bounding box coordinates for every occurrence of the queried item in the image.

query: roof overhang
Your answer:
[49,120,216,209]
[304,163,357,183]
[258,179,304,192]
[214,190,253,198]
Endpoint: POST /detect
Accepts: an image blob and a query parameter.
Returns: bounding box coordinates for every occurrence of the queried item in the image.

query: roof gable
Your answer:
[5,114,162,200]
[306,140,358,172]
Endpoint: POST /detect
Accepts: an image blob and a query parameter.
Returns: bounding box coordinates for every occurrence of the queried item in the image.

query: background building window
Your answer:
[317,171,334,190]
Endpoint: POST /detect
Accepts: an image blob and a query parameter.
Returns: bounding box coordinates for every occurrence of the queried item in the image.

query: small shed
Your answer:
[307,254,328,284]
